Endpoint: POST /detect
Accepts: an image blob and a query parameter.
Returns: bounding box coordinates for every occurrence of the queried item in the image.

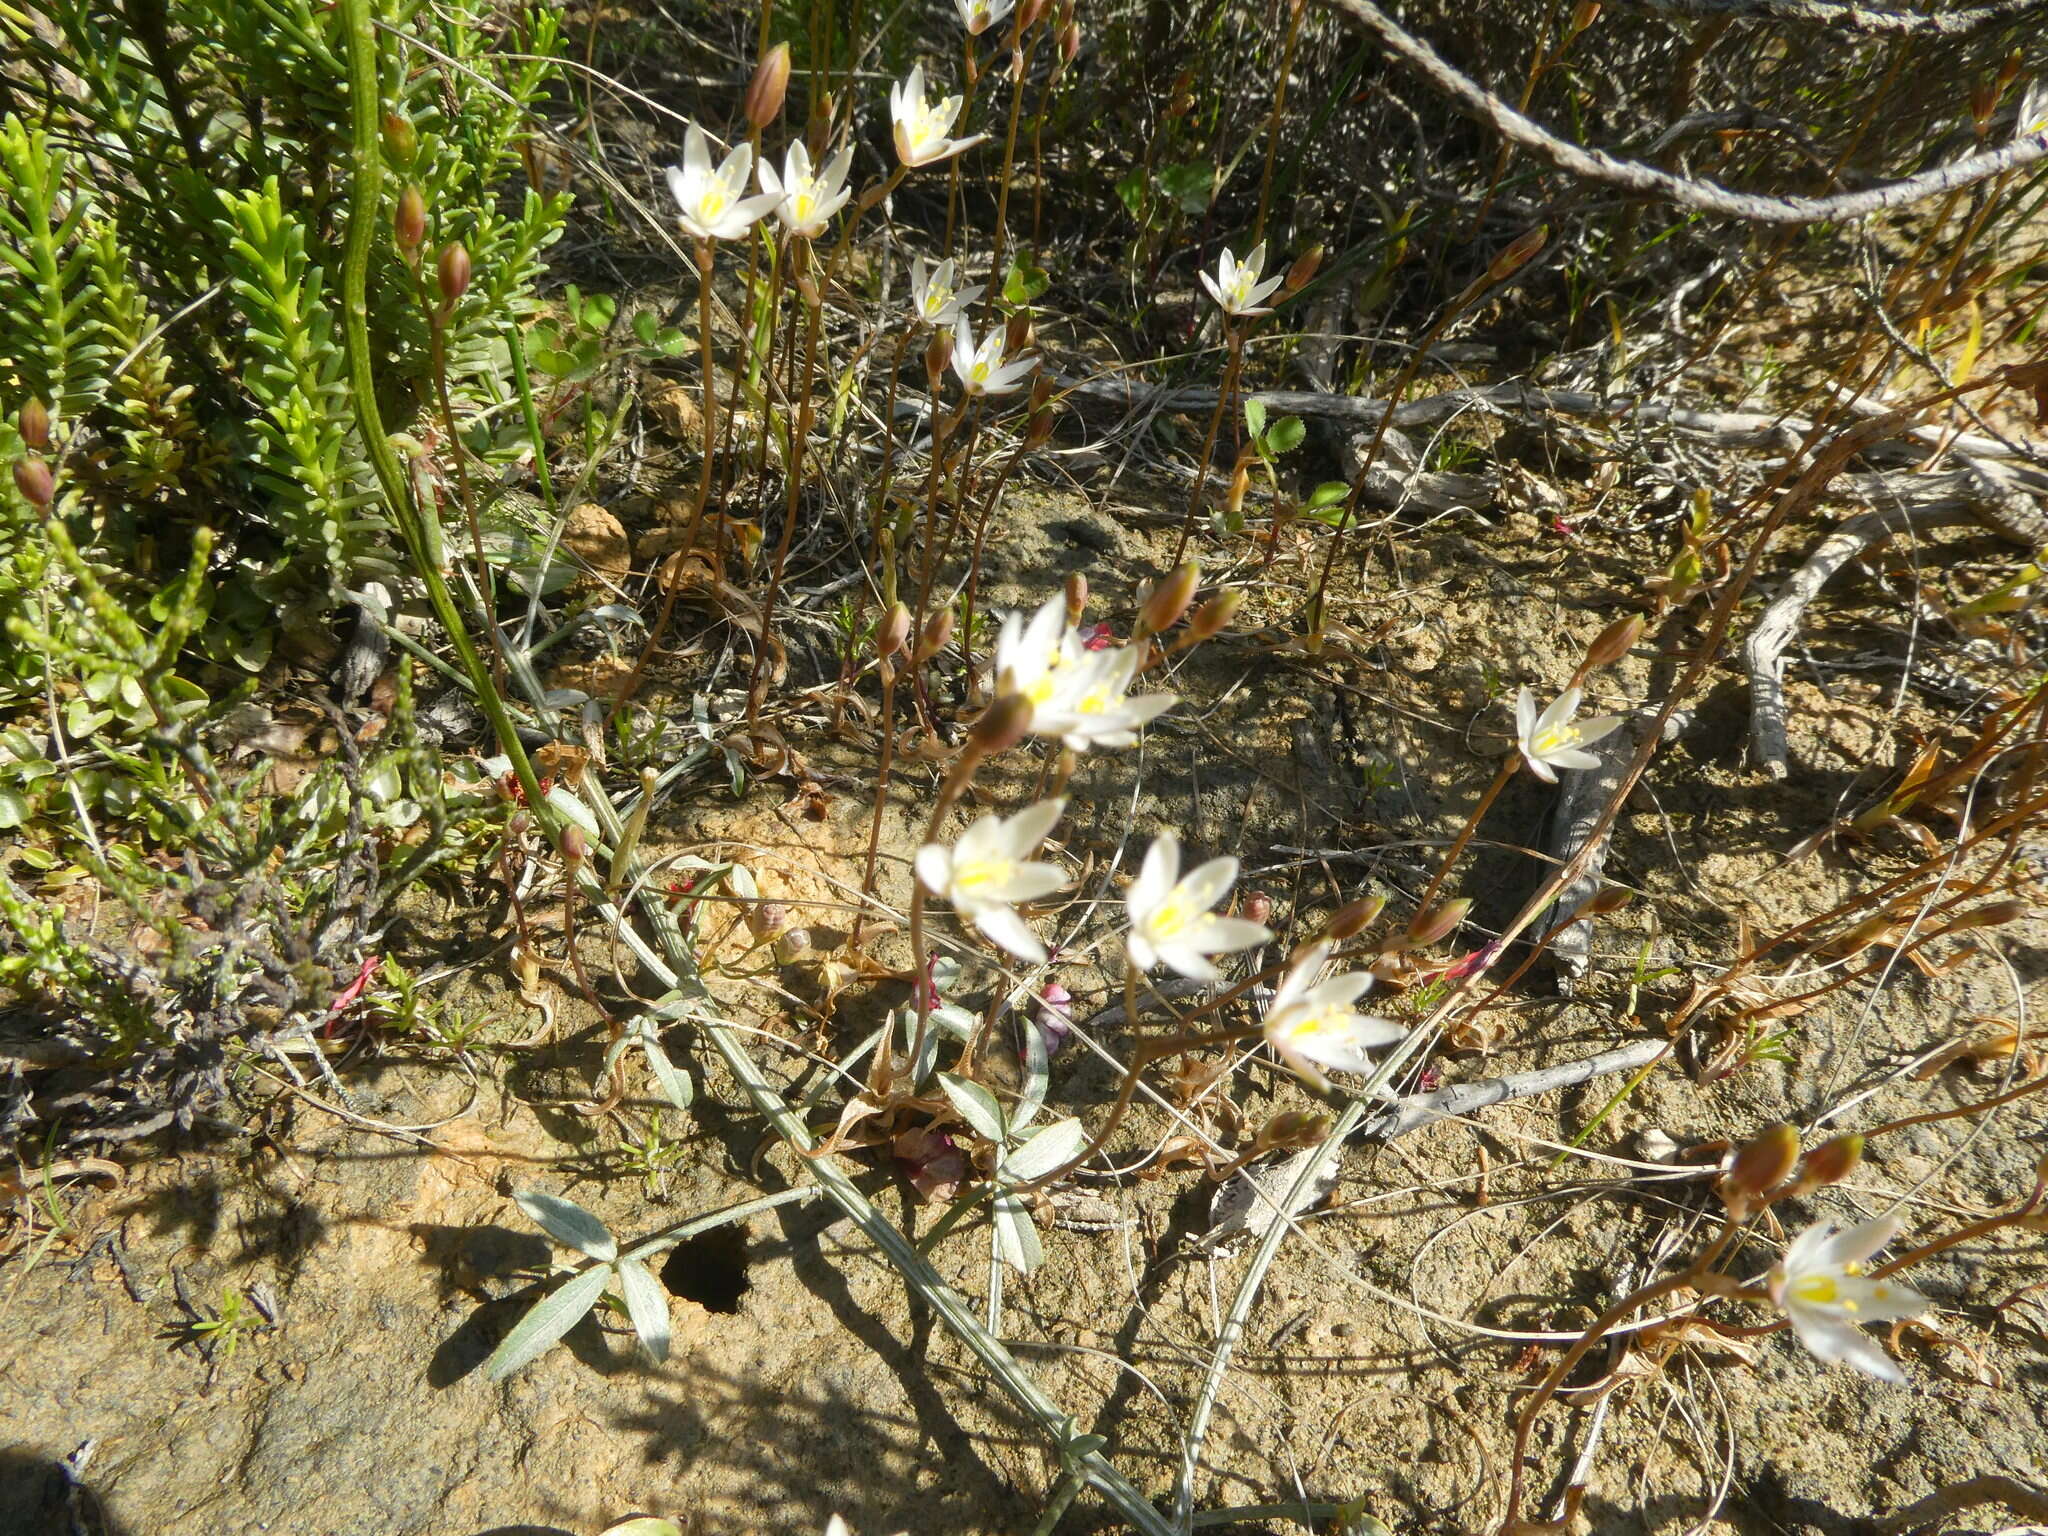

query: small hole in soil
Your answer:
[660,1226,750,1313]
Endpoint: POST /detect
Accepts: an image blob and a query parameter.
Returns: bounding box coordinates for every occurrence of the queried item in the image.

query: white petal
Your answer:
[1573,712,1626,749]
[914,843,953,895]
[1543,746,1603,772]
[975,904,1048,963]
[1822,1215,1899,1268]
[1130,831,1179,917]
[977,860,1067,905]
[1268,944,1329,1017]
[1174,854,1240,916]
[1515,686,1538,743]
[1185,914,1273,954]
[1126,930,1158,973]
[1523,755,1558,784]
[1200,272,1225,309]
[1306,972,1375,1011]
[1537,687,1582,737]
[1155,943,1222,983]
[683,123,712,177]
[1008,796,1067,854]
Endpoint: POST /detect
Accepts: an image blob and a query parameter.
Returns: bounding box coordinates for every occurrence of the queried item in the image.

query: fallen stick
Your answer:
[1365,1037,1672,1141]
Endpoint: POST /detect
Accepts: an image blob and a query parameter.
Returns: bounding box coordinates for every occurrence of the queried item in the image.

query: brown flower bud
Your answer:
[1567,0,1601,39]
[1183,588,1242,644]
[1005,310,1035,355]
[1582,613,1643,673]
[1283,243,1324,294]
[925,329,954,382]
[1139,560,1201,635]
[1727,1122,1800,1199]
[773,926,812,965]
[1325,894,1386,942]
[1486,225,1548,284]
[1241,890,1274,927]
[436,241,472,310]
[560,822,589,863]
[747,900,792,940]
[394,185,427,263]
[1950,898,2029,931]
[1018,0,1050,28]
[1256,1109,1332,1153]
[969,691,1034,754]
[381,110,418,167]
[1028,372,1055,413]
[1025,407,1057,448]
[1224,458,1251,516]
[915,607,954,664]
[877,601,912,659]
[1405,897,1471,948]
[1792,1133,1863,1192]
[1587,885,1634,916]
[1064,571,1088,624]
[1059,19,1081,66]
[17,398,49,451]
[744,44,792,130]
[11,455,53,507]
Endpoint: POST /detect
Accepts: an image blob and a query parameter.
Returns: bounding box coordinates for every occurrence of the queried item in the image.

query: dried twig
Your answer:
[1313,0,2048,224]
[1609,0,2046,38]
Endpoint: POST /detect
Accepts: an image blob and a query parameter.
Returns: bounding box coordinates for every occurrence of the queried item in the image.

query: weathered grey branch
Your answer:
[1059,374,2045,467]
[1612,0,2046,37]
[1546,714,1650,982]
[1365,1037,1672,1140]
[1313,0,2048,224]
[1747,464,2046,777]
[1875,1475,2048,1534]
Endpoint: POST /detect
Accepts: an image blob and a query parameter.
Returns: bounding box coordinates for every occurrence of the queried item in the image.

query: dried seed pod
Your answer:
[1949,898,2029,931]
[1486,225,1548,284]
[744,44,792,130]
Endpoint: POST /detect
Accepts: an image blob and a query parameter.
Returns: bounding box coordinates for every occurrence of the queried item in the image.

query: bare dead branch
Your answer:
[1313,0,2048,223]
[1611,0,2047,38]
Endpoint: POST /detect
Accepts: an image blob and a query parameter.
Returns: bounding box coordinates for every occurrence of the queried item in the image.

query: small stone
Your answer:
[561,502,629,588]
[643,376,703,446]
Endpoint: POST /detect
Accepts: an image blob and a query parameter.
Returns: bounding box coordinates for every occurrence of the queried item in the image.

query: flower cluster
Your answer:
[991,593,1174,752]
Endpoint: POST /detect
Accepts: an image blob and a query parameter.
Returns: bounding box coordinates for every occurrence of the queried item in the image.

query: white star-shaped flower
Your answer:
[910,255,984,327]
[1261,942,1406,1093]
[758,140,854,239]
[890,64,988,168]
[1033,645,1175,752]
[1765,1216,1929,1384]
[950,314,1038,397]
[1125,830,1271,982]
[915,798,1069,963]
[1199,242,1285,317]
[1514,685,1624,783]
[953,0,1016,34]
[665,123,780,241]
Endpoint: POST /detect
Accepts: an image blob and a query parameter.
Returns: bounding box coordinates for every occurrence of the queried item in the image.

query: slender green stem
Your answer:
[337,0,552,833]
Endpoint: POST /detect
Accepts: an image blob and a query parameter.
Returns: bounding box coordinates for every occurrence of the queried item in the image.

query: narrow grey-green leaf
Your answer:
[615,1255,672,1363]
[514,1190,619,1260]
[940,1074,1006,1144]
[483,1262,612,1380]
[642,1039,695,1112]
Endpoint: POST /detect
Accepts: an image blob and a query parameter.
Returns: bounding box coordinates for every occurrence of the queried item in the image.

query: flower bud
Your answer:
[773,926,812,965]
[1026,407,1057,448]
[1283,243,1324,294]
[745,44,792,130]
[915,607,954,664]
[969,692,1034,754]
[1064,571,1088,624]
[1727,1122,1800,1199]
[1793,1133,1863,1191]
[1256,1109,1332,1153]
[1059,19,1080,66]
[1582,613,1644,673]
[1183,588,1243,644]
[1325,894,1386,942]
[1005,310,1035,355]
[1950,898,2029,931]
[1486,225,1548,284]
[1241,890,1274,927]
[1567,0,1601,39]
[1028,372,1055,413]
[1587,885,1634,916]
[436,241,472,310]
[1018,0,1050,27]
[381,110,418,167]
[17,398,50,451]
[1139,560,1201,635]
[1224,458,1251,516]
[561,822,589,863]
[394,185,427,263]
[747,899,793,940]
[11,455,53,507]
[925,329,954,382]
[877,601,912,659]
[1405,897,1471,948]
